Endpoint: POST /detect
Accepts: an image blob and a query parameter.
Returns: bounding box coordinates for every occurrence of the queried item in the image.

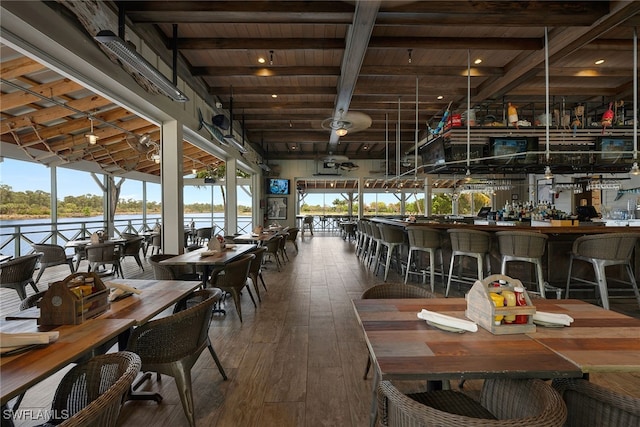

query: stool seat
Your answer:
[405,226,444,292]
[496,231,551,298]
[565,233,640,310]
[446,229,491,297]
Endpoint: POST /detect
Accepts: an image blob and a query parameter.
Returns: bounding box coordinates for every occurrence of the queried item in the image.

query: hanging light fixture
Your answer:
[192,160,197,175]
[94,30,189,102]
[335,126,348,137]
[85,117,99,145]
[544,165,554,180]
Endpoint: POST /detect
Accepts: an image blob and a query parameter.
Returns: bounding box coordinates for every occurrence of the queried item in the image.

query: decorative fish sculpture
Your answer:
[197,108,222,141]
[428,101,453,136]
[614,187,640,201]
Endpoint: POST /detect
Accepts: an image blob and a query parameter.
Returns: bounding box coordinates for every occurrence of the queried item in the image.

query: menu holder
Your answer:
[465,274,536,335]
[39,272,110,326]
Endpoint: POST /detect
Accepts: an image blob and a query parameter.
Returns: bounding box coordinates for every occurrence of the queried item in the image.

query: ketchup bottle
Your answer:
[514,286,528,324]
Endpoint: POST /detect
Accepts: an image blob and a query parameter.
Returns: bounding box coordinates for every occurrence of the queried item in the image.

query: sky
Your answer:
[0,158,252,207]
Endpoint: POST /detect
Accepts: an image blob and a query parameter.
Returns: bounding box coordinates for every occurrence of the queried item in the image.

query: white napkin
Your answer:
[200,249,219,257]
[0,331,59,348]
[417,309,478,332]
[532,311,574,326]
[105,282,142,295]
[208,238,221,251]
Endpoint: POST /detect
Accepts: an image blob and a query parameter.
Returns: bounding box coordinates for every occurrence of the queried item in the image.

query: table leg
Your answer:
[369,368,379,427]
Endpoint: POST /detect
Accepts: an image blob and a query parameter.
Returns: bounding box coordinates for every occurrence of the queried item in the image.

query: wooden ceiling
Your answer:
[1,1,639,180]
[122,0,639,161]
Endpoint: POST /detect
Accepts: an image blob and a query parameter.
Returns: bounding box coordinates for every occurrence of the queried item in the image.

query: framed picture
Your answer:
[511,193,519,200]
[267,196,287,220]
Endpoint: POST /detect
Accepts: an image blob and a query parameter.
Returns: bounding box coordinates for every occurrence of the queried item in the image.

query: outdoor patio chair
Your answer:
[0,253,42,300]
[31,243,75,284]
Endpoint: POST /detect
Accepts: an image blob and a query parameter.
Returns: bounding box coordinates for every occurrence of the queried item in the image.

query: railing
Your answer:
[0,215,253,258]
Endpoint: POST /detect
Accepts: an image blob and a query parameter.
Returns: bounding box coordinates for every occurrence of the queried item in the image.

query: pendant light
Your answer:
[85,117,98,145]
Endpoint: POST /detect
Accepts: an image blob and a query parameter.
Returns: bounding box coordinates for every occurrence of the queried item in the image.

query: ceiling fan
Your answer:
[320,109,372,137]
[321,154,359,171]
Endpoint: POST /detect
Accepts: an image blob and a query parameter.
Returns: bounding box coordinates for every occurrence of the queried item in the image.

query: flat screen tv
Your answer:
[488,137,538,165]
[267,178,290,195]
[597,137,634,163]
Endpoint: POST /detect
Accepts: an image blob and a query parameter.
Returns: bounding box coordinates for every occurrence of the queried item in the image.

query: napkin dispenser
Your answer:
[465,274,536,335]
[39,272,110,326]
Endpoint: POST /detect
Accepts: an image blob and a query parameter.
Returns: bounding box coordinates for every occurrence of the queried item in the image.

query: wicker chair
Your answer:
[194,227,214,246]
[377,378,567,427]
[264,235,283,271]
[148,254,200,282]
[0,253,42,300]
[119,236,145,271]
[31,243,75,284]
[209,254,256,322]
[126,289,223,427]
[361,284,435,379]
[286,227,299,253]
[552,378,640,427]
[278,231,290,263]
[86,242,124,278]
[19,289,47,311]
[36,351,141,427]
[565,233,640,310]
[247,246,268,301]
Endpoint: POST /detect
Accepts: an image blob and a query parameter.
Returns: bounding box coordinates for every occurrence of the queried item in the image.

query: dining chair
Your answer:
[264,235,283,271]
[377,378,566,427]
[247,246,268,301]
[361,284,435,379]
[278,231,290,263]
[31,243,75,284]
[126,289,223,427]
[147,233,162,256]
[194,226,214,246]
[552,378,640,427]
[86,242,124,278]
[0,253,42,300]
[119,236,145,271]
[35,351,141,427]
[209,253,256,322]
[285,227,299,253]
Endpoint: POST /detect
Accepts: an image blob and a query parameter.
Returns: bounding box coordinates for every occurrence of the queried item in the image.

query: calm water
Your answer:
[0,214,252,257]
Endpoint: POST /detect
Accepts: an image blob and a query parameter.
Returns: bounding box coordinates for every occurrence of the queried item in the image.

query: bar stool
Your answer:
[446,229,491,297]
[369,222,383,270]
[404,226,444,292]
[496,231,552,298]
[565,233,640,310]
[377,224,407,281]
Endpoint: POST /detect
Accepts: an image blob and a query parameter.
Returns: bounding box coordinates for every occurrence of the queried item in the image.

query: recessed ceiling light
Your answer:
[258,57,266,64]
[271,94,278,98]
[595,59,605,65]
[437,95,444,100]
[474,58,482,65]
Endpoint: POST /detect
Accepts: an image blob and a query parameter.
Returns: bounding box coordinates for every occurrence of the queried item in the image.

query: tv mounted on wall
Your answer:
[267,178,290,195]
[596,137,634,164]
[487,137,539,165]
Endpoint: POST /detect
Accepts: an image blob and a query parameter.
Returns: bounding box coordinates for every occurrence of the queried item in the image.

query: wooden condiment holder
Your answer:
[465,274,536,335]
[38,272,110,326]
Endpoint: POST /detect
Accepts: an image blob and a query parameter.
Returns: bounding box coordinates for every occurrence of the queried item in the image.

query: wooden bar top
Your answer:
[369,216,639,235]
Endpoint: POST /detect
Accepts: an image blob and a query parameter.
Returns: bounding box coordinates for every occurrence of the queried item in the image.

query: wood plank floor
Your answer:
[2,233,640,426]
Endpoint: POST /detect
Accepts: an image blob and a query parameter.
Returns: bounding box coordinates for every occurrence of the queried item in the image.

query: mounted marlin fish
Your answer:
[614,187,640,201]
[427,101,453,136]
[197,108,227,144]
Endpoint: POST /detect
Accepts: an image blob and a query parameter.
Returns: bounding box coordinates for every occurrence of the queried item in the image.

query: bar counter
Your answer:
[368,217,640,289]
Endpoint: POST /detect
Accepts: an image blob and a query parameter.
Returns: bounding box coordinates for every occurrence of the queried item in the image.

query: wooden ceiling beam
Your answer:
[124,1,354,23]
[192,66,339,77]
[0,57,47,80]
[376,1,609,27]
[0,79,83,111]
[0,95,113,135]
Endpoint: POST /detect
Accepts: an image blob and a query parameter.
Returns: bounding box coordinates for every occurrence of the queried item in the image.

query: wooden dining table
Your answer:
[353,297,640,426]
[159,243,256,281]
[233,232,278,244]
[0,279,202,411]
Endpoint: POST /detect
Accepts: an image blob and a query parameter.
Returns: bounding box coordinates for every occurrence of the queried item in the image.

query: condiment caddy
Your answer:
[465,274,536,335]
[38,272,110,326]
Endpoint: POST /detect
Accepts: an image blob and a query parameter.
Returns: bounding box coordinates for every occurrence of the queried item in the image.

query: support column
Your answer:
[424,176,432,217]
[225,157,238,234]
[161,120,184,254]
